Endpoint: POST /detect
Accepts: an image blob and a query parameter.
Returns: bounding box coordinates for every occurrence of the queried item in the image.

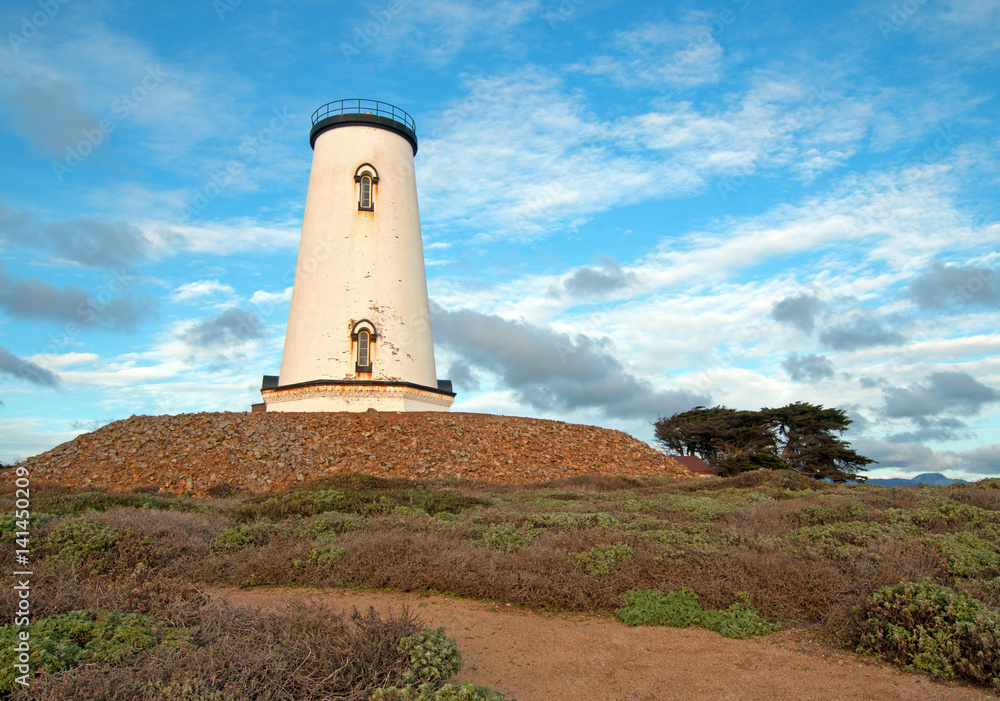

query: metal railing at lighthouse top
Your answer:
[309,99,418,153]
[311,99,416,133]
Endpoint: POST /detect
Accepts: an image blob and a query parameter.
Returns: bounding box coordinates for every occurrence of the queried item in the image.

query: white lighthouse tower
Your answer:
[260,99,454,412]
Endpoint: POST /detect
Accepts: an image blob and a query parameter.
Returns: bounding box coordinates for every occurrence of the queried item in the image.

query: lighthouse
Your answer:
[259,99,454,412]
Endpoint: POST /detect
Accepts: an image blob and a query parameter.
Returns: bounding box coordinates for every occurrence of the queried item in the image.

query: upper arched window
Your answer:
[359,176,372,210]
[354,163,379,212]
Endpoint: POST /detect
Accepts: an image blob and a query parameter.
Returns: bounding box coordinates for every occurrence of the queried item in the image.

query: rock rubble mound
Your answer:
[22,411,692,495]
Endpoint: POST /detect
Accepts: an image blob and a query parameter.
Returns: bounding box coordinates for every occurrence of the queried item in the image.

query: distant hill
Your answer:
[863,472,968,486]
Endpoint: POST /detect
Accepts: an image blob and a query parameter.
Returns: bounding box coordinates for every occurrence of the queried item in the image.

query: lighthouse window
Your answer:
[359,175,373,211]
[354,163,379,212]
[357,330,371,371]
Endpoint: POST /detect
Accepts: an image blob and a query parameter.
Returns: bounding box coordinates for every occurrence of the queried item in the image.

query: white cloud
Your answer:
[155,218,300,255]
[172,279,237,303]
[249,287,293,307]
[573,16,726,89]
[417,68,890,240]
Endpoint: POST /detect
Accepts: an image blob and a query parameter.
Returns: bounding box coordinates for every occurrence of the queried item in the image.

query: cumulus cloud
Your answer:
[771,293,826,333]
[907,260,1000,310]
[782,353,834,382]
[0,347,61,387]
[885,416,969,444]
[3,75,97,156]
[38,218,154,269]
[576,18,724,89]
[446,362,480,390]
[818,314,905,350]
[1,203,155,269]
[883,371,1000,419]
[172,280,237,303]
[852,437,1000,478]
[563,258,637,297]
[0,263,154,331]
[431,304,708,419]
[851,437,946,474]
[249,287,294,311]
[954,444,1000,477]
[178,308,267,351]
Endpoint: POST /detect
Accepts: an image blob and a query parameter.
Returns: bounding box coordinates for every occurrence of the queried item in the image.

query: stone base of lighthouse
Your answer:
[260,379,455,413]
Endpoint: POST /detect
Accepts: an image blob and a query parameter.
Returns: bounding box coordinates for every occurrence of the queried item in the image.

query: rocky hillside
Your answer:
[21,411,692,495]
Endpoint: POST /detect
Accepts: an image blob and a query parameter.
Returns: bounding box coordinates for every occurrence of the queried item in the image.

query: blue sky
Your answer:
[1,0,998,480]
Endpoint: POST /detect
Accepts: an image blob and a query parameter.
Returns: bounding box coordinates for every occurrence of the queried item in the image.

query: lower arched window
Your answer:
[357,329,371,369]
[352,319,376,373]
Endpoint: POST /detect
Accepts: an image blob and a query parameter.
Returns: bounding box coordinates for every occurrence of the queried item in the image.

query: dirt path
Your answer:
[206,586,996,701]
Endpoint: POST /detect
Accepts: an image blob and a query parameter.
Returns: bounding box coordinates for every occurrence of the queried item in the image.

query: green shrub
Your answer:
[567,544,634,576]
[392,505,429,518]
[296,511,364,537]
[214,521,291,549]
[474,524,535,553]
[847,501,869,518]
[38,491,199,515]
[234,488,347,520]
[616,589,779,639]
[925,532,1000,577]
[786,504,841,526]
[643,527,722,558]
[398,628,463,686]
[918,496,994,528]
[664,494,732,521]
[145,679,237,701]
[0,610,190,692]
[858,578,1000,686]
[793,521,893,549]
[372,681,511,700]
[415,489,491,516]
[616,588,703,628]
[45,518,124,564]
[0,511,56,542]
[307,544,346,565]
[700,593,782,639]
[527,511,619,530]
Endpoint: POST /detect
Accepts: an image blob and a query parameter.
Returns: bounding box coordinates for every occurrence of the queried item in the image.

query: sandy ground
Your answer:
[207,586,998,701]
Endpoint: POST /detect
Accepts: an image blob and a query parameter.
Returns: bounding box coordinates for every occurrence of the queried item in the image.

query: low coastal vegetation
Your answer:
[2,470,1000,697]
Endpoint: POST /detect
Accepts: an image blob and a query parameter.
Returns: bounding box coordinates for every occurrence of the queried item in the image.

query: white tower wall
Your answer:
[261,101,453,412]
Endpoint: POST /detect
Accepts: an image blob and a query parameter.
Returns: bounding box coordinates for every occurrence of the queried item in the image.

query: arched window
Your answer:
[357,329,370,368]
[359,176,372,210]
[352,319,377,373]
[354,163,379,212]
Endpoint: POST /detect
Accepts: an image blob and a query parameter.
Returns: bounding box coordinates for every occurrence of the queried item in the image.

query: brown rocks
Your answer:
[20,411,693,496]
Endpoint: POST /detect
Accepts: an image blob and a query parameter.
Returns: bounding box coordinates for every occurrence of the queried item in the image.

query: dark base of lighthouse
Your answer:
[259,378,455,413]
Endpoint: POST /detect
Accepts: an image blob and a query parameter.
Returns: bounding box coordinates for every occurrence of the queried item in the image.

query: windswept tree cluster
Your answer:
[654,402,874,482]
